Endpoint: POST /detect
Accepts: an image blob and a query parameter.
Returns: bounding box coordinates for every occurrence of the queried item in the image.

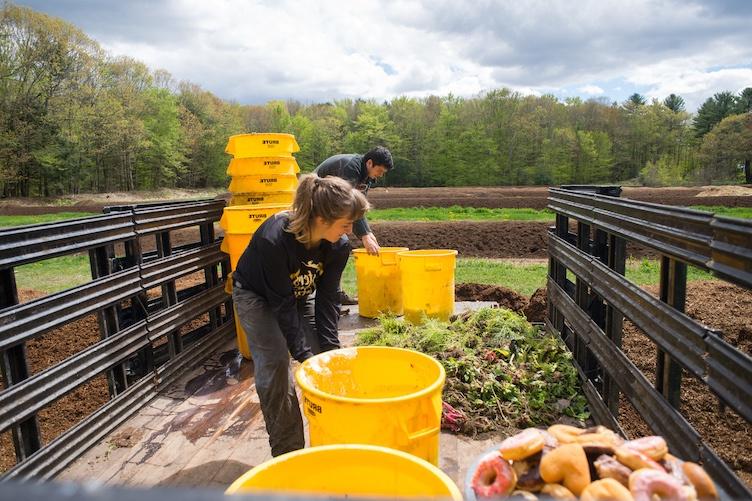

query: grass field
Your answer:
[341,256,713,297]
[367,205,752,222]
[368,207,554,221]
[0,212,98,228]
[2,208,723,295]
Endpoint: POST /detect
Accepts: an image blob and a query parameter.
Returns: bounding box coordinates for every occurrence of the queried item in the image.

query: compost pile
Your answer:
[355,308,589,436]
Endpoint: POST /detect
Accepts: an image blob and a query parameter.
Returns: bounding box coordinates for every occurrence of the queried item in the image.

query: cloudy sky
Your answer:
[18,0,752,111]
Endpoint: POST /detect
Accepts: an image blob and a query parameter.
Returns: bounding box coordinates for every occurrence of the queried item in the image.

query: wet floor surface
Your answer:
[59,302,499,492]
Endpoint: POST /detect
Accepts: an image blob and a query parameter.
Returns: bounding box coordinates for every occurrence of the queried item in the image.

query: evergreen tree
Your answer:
[663,94,686,113]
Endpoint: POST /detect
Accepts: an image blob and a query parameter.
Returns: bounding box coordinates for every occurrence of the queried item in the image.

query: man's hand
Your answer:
[361,233,380,255]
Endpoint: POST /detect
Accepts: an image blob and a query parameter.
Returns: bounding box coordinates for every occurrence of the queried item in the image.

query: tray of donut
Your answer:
[465,424,718,501]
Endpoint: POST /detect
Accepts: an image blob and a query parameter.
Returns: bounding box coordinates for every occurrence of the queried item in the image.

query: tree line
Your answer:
[1,3,750,197]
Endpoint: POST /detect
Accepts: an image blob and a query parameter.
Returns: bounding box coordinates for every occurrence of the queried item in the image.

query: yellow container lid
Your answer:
[225,133,300,158]
[226,156,300,177]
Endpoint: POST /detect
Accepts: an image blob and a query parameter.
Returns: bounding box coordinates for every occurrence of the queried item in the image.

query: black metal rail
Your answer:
[547,186,752,499]
[0,199,233,481]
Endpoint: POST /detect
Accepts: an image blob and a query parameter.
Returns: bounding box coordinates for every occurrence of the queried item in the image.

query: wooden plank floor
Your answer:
[59,302,500,492]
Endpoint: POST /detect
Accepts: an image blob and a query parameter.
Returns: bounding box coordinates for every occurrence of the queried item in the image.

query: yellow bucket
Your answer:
[220,234,251,271]
[225,133,300,158]
[220,204,288,234]
[228,174,298,193]
[225,444,461,499]
[399,249,458,323]
[229,191,295,207]
[226,156,300,177]
[353,247,408,318]
[295,346,445,465]
[220,204,288,270]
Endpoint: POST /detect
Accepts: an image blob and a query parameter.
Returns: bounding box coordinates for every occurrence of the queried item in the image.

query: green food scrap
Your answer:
[356,308,590,435]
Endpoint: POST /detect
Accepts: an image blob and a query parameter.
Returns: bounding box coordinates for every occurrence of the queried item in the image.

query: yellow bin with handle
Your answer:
[353,247,408,318]
[229,191,295,207]
[219,204,289,270]
[399,249,458,323]
[226,156,300,177]
[295,346,445,465]
[225,444,461,499]
[228,174,298,194]
[225,133,300,158]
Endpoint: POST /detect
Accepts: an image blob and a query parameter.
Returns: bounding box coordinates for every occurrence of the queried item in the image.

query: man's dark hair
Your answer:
[363,146,394,171]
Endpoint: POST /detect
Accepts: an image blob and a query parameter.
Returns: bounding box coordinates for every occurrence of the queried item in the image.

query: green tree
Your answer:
[697,113,752,183]
[663,94,685,113]
[693,91,737,137]
[736,87,752,114]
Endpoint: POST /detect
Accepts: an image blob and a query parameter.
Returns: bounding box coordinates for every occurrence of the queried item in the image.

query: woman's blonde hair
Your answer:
[288,174,370,245]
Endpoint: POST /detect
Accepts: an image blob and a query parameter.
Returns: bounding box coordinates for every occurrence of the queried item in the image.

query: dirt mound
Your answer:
[369,221,550,258]
[455,283,528,312]
[696,185,752,197]
[523,287,548,322]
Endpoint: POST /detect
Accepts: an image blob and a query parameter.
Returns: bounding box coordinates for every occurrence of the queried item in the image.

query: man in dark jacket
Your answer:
[314,146,393,255]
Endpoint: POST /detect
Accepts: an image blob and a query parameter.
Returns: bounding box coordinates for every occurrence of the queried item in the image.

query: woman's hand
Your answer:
[361,233,380,255]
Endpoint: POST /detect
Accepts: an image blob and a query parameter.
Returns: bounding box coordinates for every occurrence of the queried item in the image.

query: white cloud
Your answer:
[578,85,605,95]
[17,0,752,109]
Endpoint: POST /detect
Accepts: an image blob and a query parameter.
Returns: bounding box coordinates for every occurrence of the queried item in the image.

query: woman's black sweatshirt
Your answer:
[232,212,349,361]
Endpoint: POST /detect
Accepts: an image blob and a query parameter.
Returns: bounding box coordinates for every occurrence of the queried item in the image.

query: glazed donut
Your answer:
[547,424,584,444]
[498,428,546,460]
[540,483,577,500]
[623,436,668,461]
[594,454,632,487]
[615,446,666,472]
[542,430,559,451]
[539,443,591,496]
[629,468,696,501]
[581,478,634,501]
[576,428,624,448]
[682,462,718,500]
[470,451,517,498]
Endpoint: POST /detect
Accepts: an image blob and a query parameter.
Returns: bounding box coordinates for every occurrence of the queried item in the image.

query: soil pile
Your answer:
[455,283,528,312]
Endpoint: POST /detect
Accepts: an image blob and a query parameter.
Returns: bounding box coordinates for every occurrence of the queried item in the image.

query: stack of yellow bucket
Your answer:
[221,133,301,358]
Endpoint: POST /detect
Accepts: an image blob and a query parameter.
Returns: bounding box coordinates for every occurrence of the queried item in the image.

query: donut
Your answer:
[629,468,696,501]
[623,436,668,461]
[615,446,666,472]
[547,424,584,444]
[539,443,591,496]
[498,428,546,460]
[581,478,634,501]
[470,451,517,498]
[594,454,632,487]
[682,462,718,500]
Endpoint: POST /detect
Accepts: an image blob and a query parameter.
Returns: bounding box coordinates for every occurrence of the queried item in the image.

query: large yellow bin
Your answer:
[220,204,289,270]
[399,249,458,323]
[225,133,300,158]
[229,191,295,207]
[295,346,445,465]
[228,174,298,194]
[225,444,461,499]
[353,247,408,318]
[226,156,300,177]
